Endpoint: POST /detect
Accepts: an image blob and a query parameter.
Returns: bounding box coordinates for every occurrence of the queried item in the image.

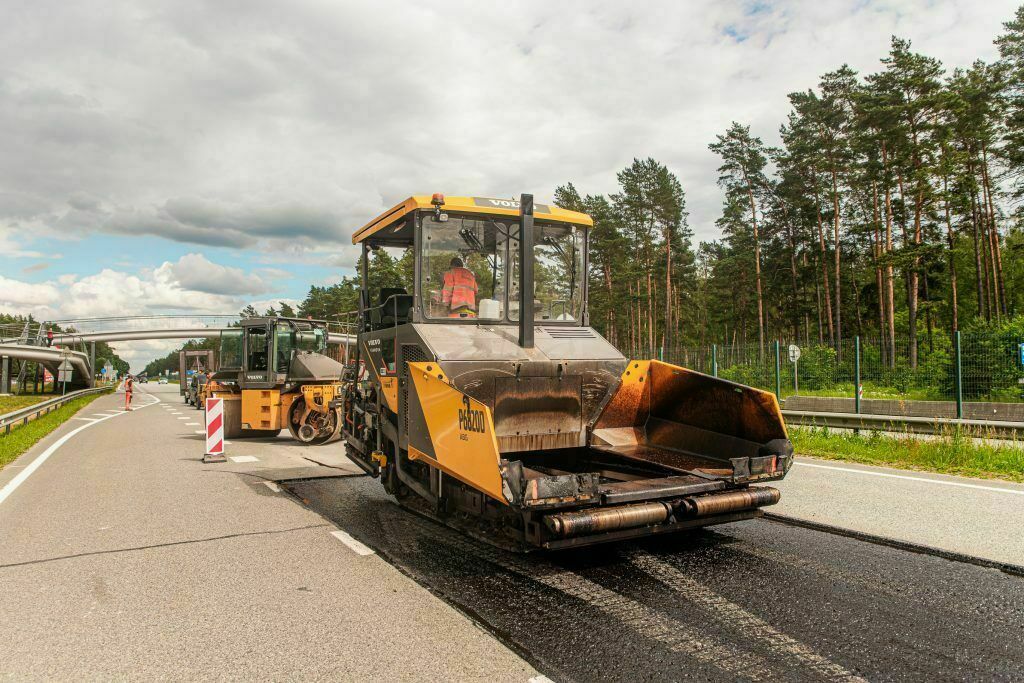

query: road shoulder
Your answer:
[774,456,1024,565]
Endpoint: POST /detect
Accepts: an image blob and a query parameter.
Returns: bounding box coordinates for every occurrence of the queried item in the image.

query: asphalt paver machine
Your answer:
[205,316,343,444]
[339,194,794,550]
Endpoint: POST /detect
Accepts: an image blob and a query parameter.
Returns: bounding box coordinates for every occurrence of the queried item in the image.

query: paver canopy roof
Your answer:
[351,195,593,244]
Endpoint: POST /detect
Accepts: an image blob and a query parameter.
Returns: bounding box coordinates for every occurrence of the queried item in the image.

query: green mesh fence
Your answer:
[621,331,1024,405]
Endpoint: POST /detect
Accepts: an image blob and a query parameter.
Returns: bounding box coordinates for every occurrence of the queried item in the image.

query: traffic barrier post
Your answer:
[773,340,781,399]
[854,336,861,414]
[954,330,963,419]
[203,397,227,463]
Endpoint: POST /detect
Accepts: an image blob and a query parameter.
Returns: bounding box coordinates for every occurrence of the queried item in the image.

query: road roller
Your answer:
[205,316,343,444]
[338,193,793,550]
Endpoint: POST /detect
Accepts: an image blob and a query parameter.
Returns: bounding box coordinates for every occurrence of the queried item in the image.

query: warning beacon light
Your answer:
[431,193,447,220]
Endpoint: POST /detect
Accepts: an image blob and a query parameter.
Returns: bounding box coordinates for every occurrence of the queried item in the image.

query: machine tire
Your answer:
[287,398,340,445]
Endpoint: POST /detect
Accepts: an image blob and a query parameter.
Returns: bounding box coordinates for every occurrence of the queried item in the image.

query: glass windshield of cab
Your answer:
[510,223,584,322]
[274,326,326,373]
[421,213,584,322]
[422,214,508,320]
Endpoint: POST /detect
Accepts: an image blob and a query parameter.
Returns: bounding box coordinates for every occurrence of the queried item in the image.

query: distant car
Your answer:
[158,377,168,385]
[139,377,148,383]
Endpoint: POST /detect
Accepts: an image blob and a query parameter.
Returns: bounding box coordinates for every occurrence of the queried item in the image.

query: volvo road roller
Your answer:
[204,316,344,444]
[339,194,793,550]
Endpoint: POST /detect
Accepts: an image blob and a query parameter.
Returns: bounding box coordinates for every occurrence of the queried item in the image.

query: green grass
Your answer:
[0,389,113,471]
[781,382,950,401]
[0,394,52,413]
[791,425,1024,482]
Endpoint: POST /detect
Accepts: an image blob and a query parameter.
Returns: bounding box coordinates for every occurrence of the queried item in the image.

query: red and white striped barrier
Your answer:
[203,397,226,463]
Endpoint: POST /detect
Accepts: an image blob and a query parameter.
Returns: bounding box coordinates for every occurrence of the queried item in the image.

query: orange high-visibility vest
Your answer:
[442,267,478,313]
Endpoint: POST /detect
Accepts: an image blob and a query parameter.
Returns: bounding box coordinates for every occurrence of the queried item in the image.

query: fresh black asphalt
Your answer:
[288,475,1024,682]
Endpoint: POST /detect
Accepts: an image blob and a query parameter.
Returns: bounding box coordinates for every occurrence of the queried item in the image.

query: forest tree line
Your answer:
[298,8,1024,369]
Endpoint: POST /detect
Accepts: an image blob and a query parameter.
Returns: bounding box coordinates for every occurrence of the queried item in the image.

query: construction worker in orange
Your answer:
[441,257,478,317]
[123,374,134,411]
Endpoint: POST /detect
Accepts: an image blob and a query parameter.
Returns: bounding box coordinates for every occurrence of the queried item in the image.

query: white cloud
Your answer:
[165,253,268,296]
[0,0,1017,257]
[0,256,292,369]
[0,276,60,311]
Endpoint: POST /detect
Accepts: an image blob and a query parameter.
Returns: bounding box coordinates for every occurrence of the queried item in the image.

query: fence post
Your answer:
[854,336,861,414]
[774,340,781,399]
[659,346,664,362]
[954,330,963,419]
[712,344,718,377]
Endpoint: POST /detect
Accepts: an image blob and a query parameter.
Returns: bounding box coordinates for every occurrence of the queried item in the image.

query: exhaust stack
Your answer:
[519,193,534,349]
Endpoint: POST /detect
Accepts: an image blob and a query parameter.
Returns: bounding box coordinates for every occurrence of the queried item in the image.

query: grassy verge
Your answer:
[0,394,51,413]
[791,425,1024,483]
[0,389,113,472]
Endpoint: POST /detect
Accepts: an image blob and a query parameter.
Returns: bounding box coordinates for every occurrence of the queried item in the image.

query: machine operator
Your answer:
[441,257,478,318]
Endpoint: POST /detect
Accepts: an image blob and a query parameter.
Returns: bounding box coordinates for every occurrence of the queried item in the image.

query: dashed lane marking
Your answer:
[229,456,259,463]
[194,430,205,435]
[71,417,97,422]
[330,529,375,556]
[0,391,161,508]
[185,422,200,426]
[795,461,1024,496]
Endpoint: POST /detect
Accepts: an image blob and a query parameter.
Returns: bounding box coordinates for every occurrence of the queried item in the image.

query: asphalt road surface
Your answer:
[288,475,1024,682]
[2,382,1023,681]
[0,383,537,681]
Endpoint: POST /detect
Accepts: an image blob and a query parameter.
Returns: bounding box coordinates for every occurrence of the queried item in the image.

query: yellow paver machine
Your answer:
[338,194,793,550]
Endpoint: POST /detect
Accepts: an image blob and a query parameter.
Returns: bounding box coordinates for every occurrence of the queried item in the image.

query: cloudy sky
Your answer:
[1,0,1019,369]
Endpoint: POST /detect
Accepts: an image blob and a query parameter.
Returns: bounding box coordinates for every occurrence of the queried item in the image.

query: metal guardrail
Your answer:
[782,409,1024,438]
[1,386,113,435]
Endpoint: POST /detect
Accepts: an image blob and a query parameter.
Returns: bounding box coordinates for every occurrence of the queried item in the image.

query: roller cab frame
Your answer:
[342,194,794,551]
[205,316,343,444]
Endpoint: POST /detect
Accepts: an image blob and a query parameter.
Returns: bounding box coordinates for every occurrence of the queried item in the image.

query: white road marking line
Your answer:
[330,529,375,556]
[794,461,1024,496]
[71,417,97,422]
[229,455,258,463]
[528,677,554,683]
[224,440,233,445]
[91,414,112,418]
[263,481,281,492]
[0,390,160,508]
[177,417,189,420]
[630,551,864,681]
[194,430,205,434]
[185,422,200,426]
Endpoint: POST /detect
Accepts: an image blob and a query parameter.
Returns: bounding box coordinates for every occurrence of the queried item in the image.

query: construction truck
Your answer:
[204,317,343,444]
[339,194,793,550]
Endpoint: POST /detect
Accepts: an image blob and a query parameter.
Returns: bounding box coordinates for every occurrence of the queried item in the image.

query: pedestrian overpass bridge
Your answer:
[0,315,355,393]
